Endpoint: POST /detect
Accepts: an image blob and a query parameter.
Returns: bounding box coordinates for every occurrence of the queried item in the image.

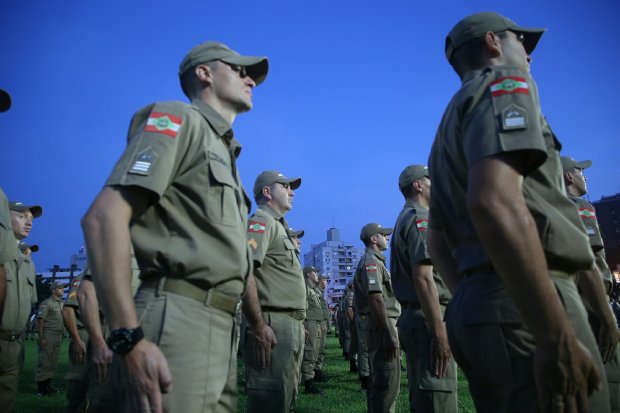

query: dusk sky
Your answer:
[2,1,619,272]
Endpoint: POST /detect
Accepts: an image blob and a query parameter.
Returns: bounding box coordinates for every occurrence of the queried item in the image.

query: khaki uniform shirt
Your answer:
[319,288,330,322]
[428,66,594,275]
[1,246,37,333]
[64,274,85,328]
[0,188,13,264]
[353,248,401,323]
[106,99,252,296]
[390,201,451,306]
[305,280,323,321]
[37,295,65,333]
[247,205,306,310]
[569,196,613,293]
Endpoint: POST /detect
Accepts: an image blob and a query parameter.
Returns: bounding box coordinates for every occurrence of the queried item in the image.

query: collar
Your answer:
[405,200,428,212]
[365,247,386,263]
[258,204,284,221]
[191,99,242,158]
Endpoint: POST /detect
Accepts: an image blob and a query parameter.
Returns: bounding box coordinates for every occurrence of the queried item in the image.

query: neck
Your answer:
[265,201,287,217]
[199,93,237,124]
[409,194,428,209]
[566,186,582,198]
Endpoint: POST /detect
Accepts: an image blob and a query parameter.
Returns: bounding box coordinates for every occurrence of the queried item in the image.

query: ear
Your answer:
[412,180,423,192]
[261,186,272,201]
[194,63,214,85]
[563,171,575,186]
[484,31,502,58]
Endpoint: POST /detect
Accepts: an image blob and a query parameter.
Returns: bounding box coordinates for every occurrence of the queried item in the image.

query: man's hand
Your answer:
[69,338,87,365]
[253,323,277,369]
[596,321,620,364]
[535,336,602,412]
[38,338,47,348]
[382,333,399,362]
[125,339,172,413]
[430,327,452,377]
[92,338,114,384]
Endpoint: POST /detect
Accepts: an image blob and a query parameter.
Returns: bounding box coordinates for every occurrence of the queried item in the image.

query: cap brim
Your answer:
[296,230,305,238]
[30,245,39,252]
[281,177,301,190]
[378,228,394,235]
[576,160,592,170]
[30,205,43,218]
[0,89,11,112]
[221,56,269,86]
[514,27,546,55]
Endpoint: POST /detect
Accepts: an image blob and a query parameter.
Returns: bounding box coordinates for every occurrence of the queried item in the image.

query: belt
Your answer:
[262,307,306,320]
[462,266,495,277]
[141,277,240,316]
[0,330,22,342]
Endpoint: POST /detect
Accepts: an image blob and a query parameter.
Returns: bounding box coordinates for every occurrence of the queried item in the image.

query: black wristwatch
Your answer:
[107,326,144,355]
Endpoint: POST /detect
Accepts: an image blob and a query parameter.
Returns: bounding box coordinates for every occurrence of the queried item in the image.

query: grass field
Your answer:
[16,335,475,412]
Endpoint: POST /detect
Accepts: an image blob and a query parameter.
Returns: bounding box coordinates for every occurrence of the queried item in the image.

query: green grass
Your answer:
[16,334,475,412]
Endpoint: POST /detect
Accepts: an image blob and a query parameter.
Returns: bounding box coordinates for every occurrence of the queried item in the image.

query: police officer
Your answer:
[562,156,620,412]
[301,266,324,395]
[391,165,457,413]
[62,273,90,412]
[354,223,401,413]
[36,281,66,396]
[0,201,41,411]
[429,12,609,412]
[82,41,268,413]
[289,228,304,252]
[242,170,306,413]
[315,274,330,382]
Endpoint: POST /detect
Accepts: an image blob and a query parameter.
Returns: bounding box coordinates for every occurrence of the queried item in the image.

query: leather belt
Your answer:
[0,330,22,342]
[141,277,240,316]
[263,307,306,320]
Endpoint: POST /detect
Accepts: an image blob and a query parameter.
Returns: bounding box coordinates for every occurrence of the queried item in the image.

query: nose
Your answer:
[245,76,256,88]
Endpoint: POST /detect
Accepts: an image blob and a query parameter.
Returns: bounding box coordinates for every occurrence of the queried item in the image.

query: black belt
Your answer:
[140,277,240,316]
[262,307,306,320]
[0,330,22,342]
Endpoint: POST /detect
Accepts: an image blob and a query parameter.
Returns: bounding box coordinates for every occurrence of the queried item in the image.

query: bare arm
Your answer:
[411,263,451,377]
[62,306,86,364]
[368,292,398,361]
[37,314,46,347]
[428,229,460,294]
[577,265,620,364]
[468,153,600,411]
[242,271,277,368]
[77,278,112,384]
[82,186,171,413]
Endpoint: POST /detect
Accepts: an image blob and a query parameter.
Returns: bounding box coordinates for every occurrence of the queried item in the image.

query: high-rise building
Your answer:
[304,228,365,310]
[593,193,620,273]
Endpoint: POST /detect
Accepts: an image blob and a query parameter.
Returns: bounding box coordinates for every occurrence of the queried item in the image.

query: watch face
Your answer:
[109,328,142,355]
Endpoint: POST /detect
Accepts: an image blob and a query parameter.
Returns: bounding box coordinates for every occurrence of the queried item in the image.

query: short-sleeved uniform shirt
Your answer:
[0,188,14,264]
[353,248,401,326]
[64,274,85,328]
[106,99,252,296]
[305,280,323,321]
[37,296,65,333]
[428,66,594,276]
[569,196,613,292]
[1,245,37,333]
[247,205,306,311]
[390,201,451,307]
[319,288,329,322]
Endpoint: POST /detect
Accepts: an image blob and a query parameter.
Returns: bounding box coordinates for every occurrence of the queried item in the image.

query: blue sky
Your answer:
[2,0,619,271]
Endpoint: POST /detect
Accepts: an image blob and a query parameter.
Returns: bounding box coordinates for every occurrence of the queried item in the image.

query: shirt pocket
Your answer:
[206,152,240,227]
[282,237,296,264]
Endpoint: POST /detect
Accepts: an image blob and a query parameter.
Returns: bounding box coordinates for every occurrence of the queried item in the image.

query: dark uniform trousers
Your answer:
[446,270,610,413]
[316,320,327,370]
[356,314,370,377]
[0,333,24,413]
[366,317,401,413]
[244,310,304,413]
[301,319,321,381]
[36,329,64,381]
[398,305,457,413]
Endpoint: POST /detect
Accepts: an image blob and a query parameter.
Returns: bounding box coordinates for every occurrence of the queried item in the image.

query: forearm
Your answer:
[78,279,107,345]
[346,307,354,321]
[62,307,81,342]
[428,229,460,294]
[368,293,391,335]
[242,272,267,330]
[412,264,445,332]
[577,266,616,326]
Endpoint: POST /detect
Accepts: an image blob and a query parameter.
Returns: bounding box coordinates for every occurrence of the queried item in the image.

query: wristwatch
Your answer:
[107,326,144,355]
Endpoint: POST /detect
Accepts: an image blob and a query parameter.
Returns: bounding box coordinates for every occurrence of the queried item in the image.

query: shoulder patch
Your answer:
[501,104,528,130]
[490,76,529,97]
[144,112,182,138]
[248,221,266,233]
[366,264,377,273]
[415,219,428,231]
[129,146,159,176]
[579,208,596,220]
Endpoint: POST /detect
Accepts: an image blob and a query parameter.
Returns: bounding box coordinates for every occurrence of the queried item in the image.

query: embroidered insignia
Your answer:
[248,221,266,233]
[144,112,182,138]
[501,104,527,130]
[490,77,530,97]
[69,291,77,299]
[578,208,596,219]
[129,146,159,176]
[369,279,377,285]
[416,219,428,231]
[248,238,258,250]
[586,228,595,236]
[366,264,377,273]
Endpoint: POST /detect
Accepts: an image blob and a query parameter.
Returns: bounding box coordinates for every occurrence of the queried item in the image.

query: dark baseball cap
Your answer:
[19,242,39,253]
[360,223,393,241]
[288,227,305,238]
[178,41,269,86]
[303,266,319,275]
[9,201,43,218]
[51,282,66,290]
[445,12,546,62]
[561,156,592,173]
[398,165,429,190]
[0,89,11,112]
[319,274,329,280]
[253,170,301,199]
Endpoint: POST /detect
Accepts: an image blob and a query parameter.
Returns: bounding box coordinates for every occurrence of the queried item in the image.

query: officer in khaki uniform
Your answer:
[288,228,304,252]
[62,273,90,412]
[1,202,41,412]
[301,266,324,394]
[391,165,457,413]
[82,41,268,413]
[562,156,620,412]
[242,170,306,413]
[353,223,401,413]
[428,12,609,412]
[36,282,67,395]
[315,274,330,382]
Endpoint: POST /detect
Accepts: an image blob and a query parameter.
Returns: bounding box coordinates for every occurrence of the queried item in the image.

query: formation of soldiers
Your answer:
[0,10,618,413]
